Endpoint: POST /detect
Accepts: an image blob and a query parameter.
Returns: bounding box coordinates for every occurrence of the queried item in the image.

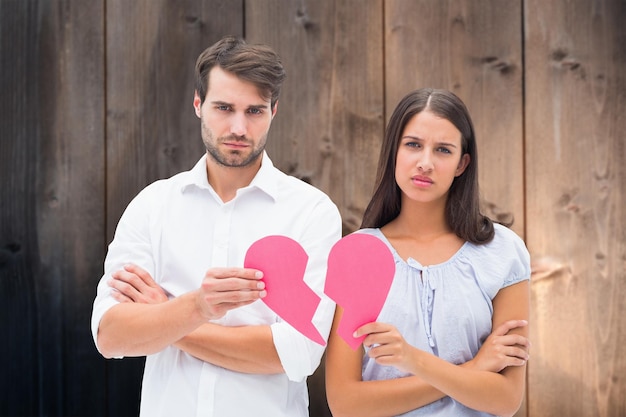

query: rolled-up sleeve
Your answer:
[90,186,158,355]
[270,197,342,381]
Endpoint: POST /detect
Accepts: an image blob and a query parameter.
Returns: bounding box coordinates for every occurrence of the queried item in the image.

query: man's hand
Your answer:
[196,268,267,320]
[108,264,168,304]
[108,264,267,321]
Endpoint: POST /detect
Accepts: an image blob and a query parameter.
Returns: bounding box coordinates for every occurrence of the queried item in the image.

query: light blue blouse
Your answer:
[359,224,531,417]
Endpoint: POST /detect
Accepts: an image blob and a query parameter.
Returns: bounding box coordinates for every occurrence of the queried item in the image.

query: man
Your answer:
[91,35,342,417]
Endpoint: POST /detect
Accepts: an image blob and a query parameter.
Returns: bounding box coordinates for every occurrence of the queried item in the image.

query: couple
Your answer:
[91,35,530,417]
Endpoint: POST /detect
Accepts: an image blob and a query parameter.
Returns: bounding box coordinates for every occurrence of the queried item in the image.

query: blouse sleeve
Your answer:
[495,224,532,288]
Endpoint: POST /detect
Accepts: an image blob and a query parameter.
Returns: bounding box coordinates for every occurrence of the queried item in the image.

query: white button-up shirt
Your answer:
[91,152,342,417]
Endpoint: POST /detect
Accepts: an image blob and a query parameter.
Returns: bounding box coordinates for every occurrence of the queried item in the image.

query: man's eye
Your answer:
[217,105,230,111]
[248,108,263,115]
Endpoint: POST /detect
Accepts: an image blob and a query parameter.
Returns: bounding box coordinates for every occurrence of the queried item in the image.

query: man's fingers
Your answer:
[123,264,157,287]
[202,276,266,293]
[194,268,267,320]
[110,286,134,303]
[201,285,266,304]
[112,269,146,290]
[204,267,264,281]
[108,274,152,303]
[196,289,266,320]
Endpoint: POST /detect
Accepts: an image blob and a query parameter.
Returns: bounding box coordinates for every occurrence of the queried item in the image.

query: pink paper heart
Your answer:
[244,235,325,346]
[325,233,395,350]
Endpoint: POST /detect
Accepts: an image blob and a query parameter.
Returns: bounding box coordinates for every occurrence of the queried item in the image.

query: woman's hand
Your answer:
[355,322,418,374]
[468,319,530,373]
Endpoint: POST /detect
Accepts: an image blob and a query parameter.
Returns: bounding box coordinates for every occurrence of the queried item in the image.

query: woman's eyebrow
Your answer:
[401,135,459,148]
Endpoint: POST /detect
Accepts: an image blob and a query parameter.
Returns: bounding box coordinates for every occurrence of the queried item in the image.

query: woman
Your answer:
[325,88,531,417]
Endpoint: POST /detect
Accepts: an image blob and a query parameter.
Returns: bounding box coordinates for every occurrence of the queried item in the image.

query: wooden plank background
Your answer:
[525,0,626,416]
[1,0,624,416]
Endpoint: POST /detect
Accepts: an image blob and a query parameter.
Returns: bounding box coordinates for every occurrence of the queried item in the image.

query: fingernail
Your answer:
[353,331,358,338]
[257,281,265,289]
[255,271,264,279]
[259,290,267,298]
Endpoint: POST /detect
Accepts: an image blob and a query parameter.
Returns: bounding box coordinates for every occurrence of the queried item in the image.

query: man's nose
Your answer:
[230,113,248,137]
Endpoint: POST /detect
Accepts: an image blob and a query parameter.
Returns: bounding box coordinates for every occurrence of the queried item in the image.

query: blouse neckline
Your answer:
[371,228,469,270]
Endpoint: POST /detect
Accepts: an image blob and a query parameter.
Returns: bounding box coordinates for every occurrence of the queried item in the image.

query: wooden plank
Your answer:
[385,0,525,237]
[245,1,384,415]
[0,1,44,414]
[35,1,107,414]
[246,0,385,234]
[104,0,244,414]
[525,0,626,415]
[0,0,107,415]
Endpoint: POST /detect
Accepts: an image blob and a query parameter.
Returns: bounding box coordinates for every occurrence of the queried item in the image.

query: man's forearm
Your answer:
[174,323,284,374]
[97,292,206,358]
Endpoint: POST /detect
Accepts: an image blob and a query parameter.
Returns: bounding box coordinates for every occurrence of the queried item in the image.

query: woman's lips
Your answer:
[412,175,433,187]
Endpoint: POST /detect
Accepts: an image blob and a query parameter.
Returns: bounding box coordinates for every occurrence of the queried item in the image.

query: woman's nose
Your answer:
[416,152,433,172]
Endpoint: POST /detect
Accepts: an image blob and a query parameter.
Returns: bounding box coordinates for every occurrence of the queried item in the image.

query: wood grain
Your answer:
[0,0,107,415]
[246,0,385,234]
[525,0,626,415]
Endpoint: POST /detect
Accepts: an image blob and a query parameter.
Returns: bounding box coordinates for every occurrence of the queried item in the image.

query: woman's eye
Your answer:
[438,147,452,154]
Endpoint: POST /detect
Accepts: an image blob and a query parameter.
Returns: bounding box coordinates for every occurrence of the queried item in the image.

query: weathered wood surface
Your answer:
[525,0,626,416]
[0,0,107,415]
[247,0,385,234]
[2,1,626,416]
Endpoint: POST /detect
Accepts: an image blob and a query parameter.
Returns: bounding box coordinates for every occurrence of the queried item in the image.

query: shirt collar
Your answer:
[180,151,279,201]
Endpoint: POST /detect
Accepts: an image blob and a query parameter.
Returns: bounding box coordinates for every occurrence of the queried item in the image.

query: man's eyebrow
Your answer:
[210,100,232,106]
[210,100,269,110]
[247,104,270,110]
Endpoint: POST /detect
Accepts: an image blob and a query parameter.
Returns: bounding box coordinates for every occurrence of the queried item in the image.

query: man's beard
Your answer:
[202,124,266,168]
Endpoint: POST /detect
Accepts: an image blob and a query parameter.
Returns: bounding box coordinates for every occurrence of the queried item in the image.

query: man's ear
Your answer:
[271,100,278,119]
[455,153,470,177]
[193,91,202,118]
